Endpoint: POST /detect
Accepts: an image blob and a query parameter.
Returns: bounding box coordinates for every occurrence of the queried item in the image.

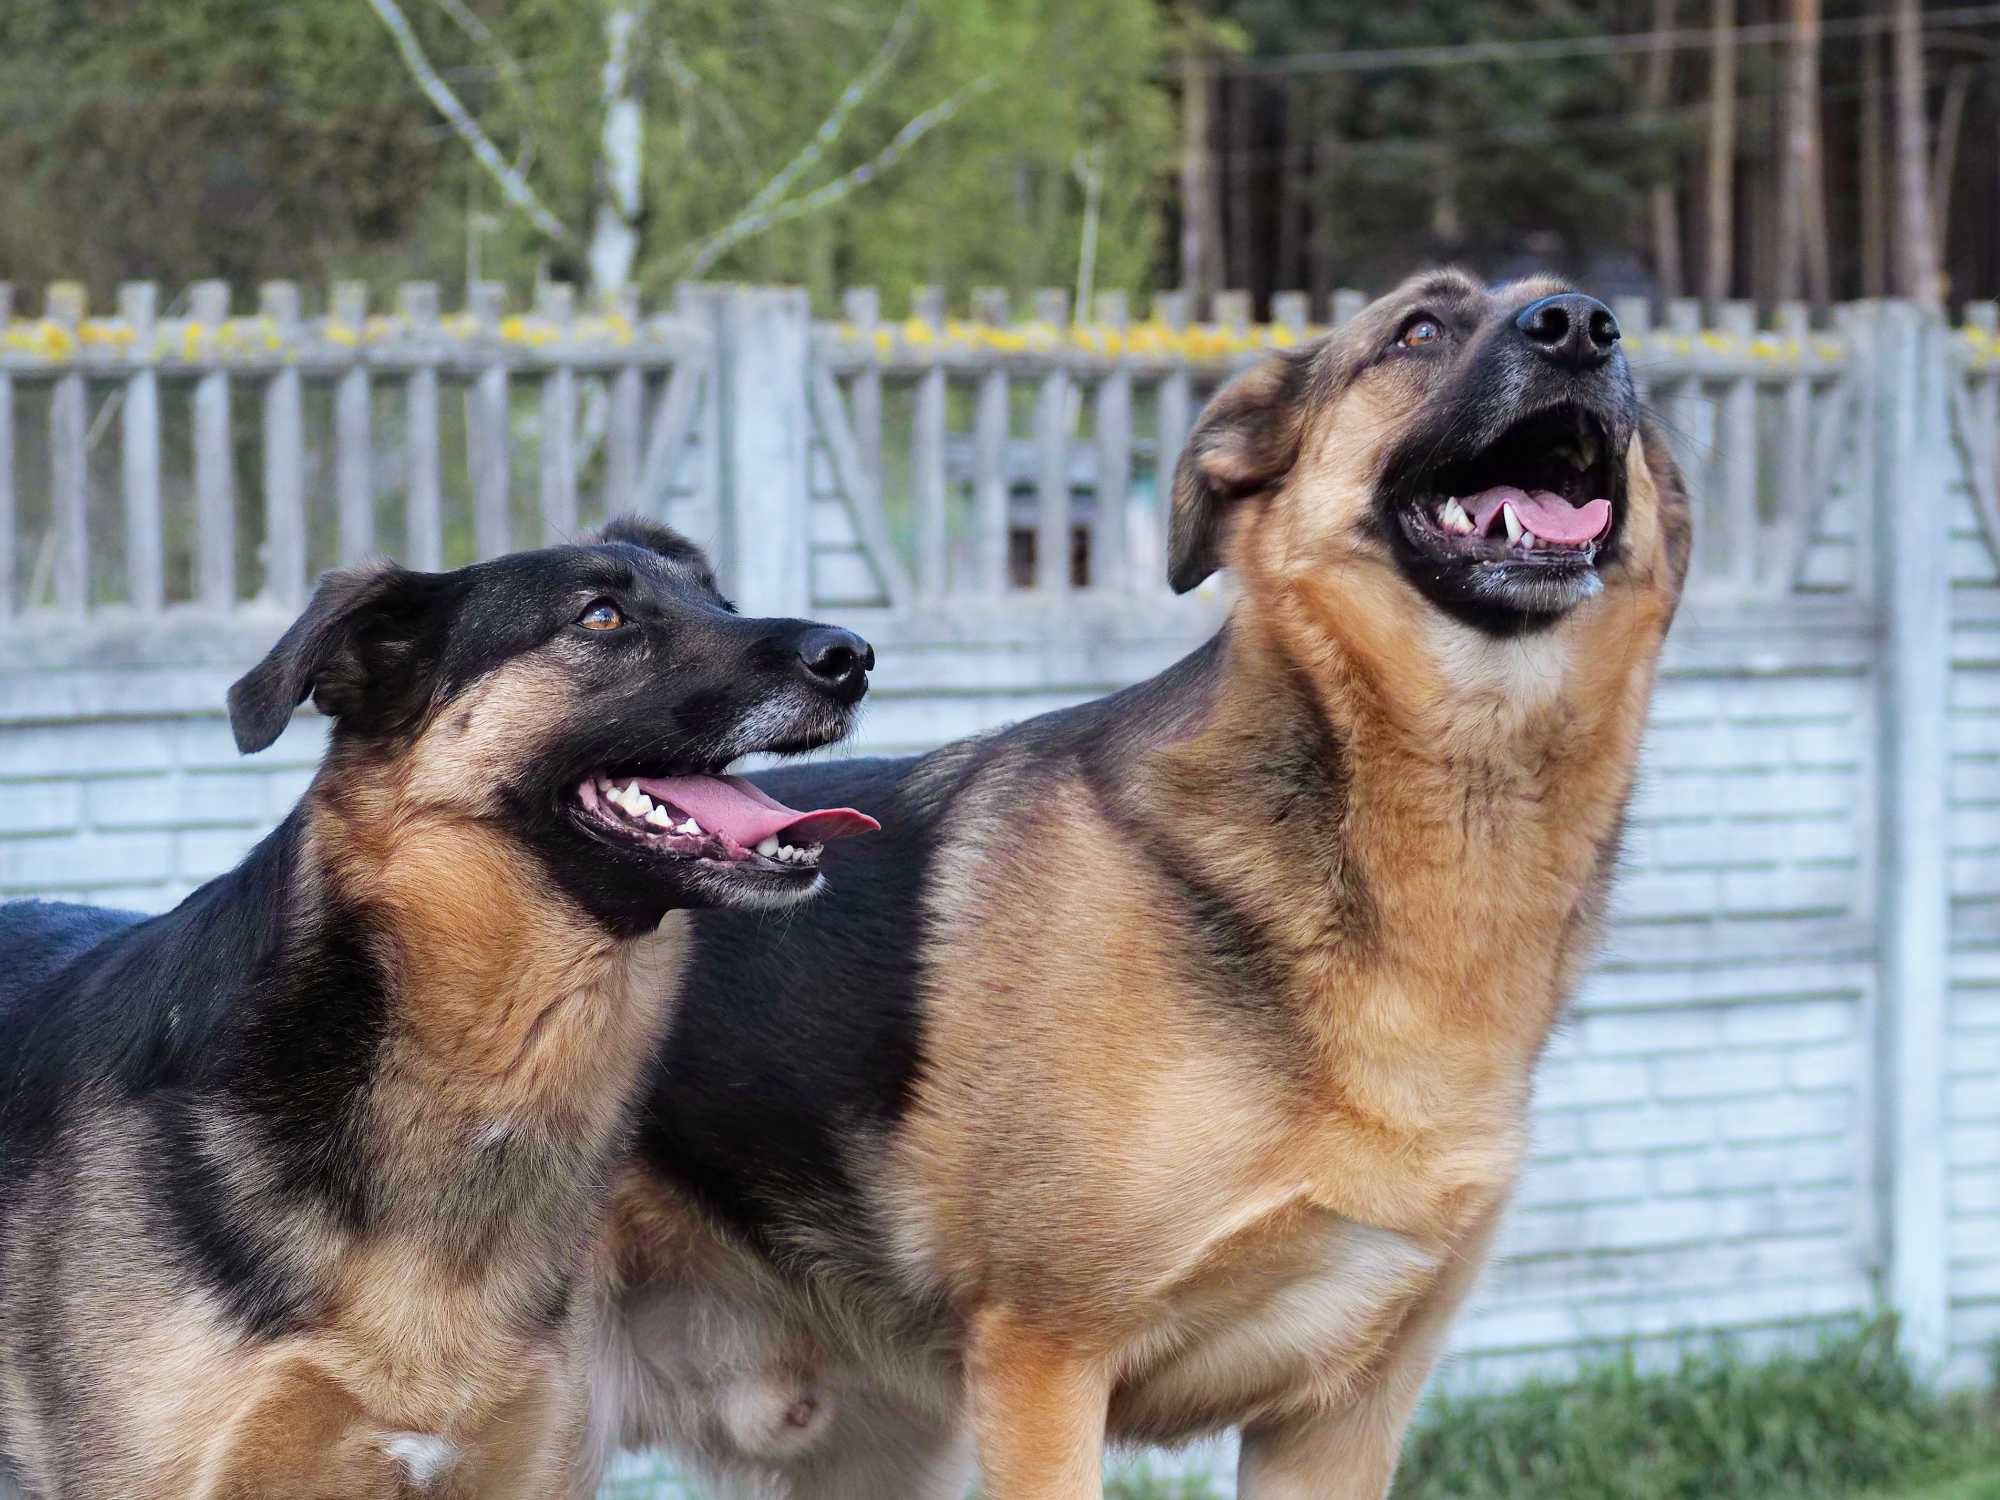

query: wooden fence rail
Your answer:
[0,280,1996,623]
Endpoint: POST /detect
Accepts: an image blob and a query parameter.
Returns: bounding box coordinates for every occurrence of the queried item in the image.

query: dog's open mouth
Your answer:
[1397,403,1620,566]
[576,773,878,874]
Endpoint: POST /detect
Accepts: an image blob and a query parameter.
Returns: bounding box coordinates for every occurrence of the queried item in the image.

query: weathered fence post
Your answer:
[1032,288,1073,593]
[1874,299,1954,1373]
[0,284,13,619]
[469,281,510,559]
[120,282,164,614]
[971,288,1012,593]
[537,280,578,543]
[259,282,306,607]
[46,283,87,613]
[190,281,235,609]
[713,286,811,615]
[332,282,373,564]
[1092,289,1133,593]
[399,283,444,572]
[911,286,948,600]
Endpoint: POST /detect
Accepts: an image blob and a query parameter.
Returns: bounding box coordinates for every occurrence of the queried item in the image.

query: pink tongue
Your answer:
[631,774,878,850]
[1463,486,1612,545]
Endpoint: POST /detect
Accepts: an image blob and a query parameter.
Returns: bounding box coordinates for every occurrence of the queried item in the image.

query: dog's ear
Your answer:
[227,563,446,754]
[595,514,697,561]
[1167,349,1317,593]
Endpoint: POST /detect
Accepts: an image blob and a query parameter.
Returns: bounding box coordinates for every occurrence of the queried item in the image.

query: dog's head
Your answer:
[228,517,878,931]
[1170,268,1691,633]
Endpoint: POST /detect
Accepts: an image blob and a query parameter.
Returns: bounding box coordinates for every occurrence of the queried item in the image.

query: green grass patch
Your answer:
[1394,1320,1999,1500]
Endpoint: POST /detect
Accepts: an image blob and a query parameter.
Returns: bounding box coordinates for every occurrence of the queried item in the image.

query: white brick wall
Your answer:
[0,570,1982,1406]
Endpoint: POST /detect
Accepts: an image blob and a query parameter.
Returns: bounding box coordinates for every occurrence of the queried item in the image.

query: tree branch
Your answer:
[679,76,993,277]
[364,0,576,246]
[731,0,919,228]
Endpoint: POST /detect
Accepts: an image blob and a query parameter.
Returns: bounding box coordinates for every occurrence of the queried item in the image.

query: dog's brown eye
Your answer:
[1399,318,1443,348]
[578,600,623,631]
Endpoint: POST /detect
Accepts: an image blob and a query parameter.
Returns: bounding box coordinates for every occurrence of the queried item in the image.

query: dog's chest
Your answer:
[1107,1210,1446,1440]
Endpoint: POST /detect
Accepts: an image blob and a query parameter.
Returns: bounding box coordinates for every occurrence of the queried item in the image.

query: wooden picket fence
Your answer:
[0,279,1997,623]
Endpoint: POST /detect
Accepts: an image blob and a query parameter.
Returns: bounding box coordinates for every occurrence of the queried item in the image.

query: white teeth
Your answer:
[645,806,673,828]
[1502,503,1524,544]
[630,793,654,817]
[679,817,701,836]
[1441,497,1473,534]
[756,835,781,857]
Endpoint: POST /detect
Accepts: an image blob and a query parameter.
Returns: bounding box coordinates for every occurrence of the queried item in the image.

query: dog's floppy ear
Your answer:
[227,563,445,754]
[1167,348,1317,593]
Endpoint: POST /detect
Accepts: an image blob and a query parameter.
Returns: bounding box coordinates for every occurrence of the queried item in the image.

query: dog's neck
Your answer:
[1153,569,1670,1081]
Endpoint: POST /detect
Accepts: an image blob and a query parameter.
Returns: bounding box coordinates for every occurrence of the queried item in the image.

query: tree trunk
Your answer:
[1179,55,1220,300]
[1775,0,1820,303]
[1645,0,1684,299]
[1228,73,1255,296]
[1890,0,1939,306]
[587,5,645,296]
[1703,0,1738,306]
[1861,29,1887,298]
[1276,80,1307,294]
[1931,64,1973,299]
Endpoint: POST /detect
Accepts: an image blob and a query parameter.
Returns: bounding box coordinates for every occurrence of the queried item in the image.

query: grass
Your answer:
[1103,1321,1999,1500]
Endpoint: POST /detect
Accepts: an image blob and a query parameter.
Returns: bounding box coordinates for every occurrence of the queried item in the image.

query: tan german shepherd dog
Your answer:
[0,520,879,1498]
[590,270,1692,1499]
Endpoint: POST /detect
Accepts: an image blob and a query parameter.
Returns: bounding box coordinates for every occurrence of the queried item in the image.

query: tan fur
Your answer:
[607,271,1690,1498]
[0,659,685,1499]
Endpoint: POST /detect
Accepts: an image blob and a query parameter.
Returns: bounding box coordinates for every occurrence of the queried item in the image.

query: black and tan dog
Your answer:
[594,272,1692,1498]
[0,518,877,1499]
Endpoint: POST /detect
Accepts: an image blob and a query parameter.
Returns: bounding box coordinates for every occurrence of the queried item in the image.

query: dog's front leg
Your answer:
[965,1304,1110,1500]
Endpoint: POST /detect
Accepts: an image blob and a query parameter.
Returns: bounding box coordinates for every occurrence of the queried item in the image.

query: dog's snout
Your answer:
[1514,293,1620,371]
[796,626,873,694]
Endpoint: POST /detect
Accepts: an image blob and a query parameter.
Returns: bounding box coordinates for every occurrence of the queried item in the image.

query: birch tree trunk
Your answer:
[588,5,645,296]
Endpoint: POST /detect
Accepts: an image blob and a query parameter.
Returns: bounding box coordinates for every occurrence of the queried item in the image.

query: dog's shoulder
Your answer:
[0,899,144,1012]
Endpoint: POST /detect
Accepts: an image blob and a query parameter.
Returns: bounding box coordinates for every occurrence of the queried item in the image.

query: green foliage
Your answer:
[1395,1320,2000,1500]
[1202,0,1686,284]
[0,0,1168,309]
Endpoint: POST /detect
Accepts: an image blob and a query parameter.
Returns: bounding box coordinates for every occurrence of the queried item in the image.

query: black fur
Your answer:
[641,634,1344,1264]
[0,520,873,1371]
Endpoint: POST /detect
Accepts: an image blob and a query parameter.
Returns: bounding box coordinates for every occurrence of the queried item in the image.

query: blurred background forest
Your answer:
[1,0,1995,315]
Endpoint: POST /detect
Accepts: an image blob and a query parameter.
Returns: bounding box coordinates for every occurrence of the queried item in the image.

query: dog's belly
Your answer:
[1107,1215,1443,1444]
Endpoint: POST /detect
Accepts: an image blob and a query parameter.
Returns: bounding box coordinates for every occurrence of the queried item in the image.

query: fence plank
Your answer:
[537,282,578,543]
[1770,303,1813,594]
[1154,290,1193,596]
[469,282,510,558]
[911,287,948,599]
[398,283,443,571]
[332,282,373,563]
[256,283,305,607]
[190,281,237,609]
[47,284,88,612]
[842,289,882,491]
[970,289,1011,594]
[0,284,12,617]
[808,363,912,608]
[1331,288,1367,325]
[1033,288,1073,592]
[1092,290,1132,592]
[1717,303,1758,598]
[120,283,164,614]
[606,285,642,519]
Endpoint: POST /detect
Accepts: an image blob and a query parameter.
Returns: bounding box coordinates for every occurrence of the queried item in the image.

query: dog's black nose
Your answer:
[796,627,874,691]
[1514,293,1620,371]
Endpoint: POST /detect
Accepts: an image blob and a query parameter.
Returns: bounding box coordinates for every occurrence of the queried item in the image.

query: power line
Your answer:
[1207,1,2000,77]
